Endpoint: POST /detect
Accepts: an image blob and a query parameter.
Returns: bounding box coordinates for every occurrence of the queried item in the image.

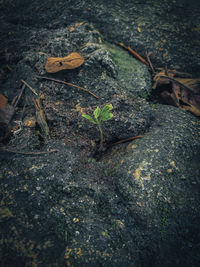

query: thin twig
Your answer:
[146,52,155,74]
[110,135,143,146]
[119,43,149,66]
[0,148,57,155]
[8,84,26,124]
[36,76,99,99]
[13,84,26,109]
[19,100,27,121]
[21,79,38,96]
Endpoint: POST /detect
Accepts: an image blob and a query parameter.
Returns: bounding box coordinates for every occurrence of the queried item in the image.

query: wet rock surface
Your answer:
[0,1,200,266]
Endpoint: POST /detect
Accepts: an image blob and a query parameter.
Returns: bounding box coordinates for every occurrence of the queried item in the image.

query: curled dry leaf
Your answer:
[0,93,14,124]
[45,52,84,73]
[153,69,200,117]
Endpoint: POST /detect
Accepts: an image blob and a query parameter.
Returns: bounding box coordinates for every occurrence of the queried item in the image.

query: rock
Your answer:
[100,104,200,266]
[7,22,153,147]
[106,43,152,98]
[0,1,200,266]
[1,0,199,74]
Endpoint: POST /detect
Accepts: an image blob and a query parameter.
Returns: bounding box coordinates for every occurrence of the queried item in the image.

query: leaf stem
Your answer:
[98,122,104,151]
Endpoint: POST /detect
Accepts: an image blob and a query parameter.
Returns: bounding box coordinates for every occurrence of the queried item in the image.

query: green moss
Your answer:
[105,42,152,98]
[106,43,141,74]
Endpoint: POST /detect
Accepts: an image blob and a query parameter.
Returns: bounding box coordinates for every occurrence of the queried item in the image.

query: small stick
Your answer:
[13,84,26,109]
[8,84,26,124]
[19,100,27,122]
[36,76,99,99]
[146,52,155,74]
[119,43,149,66]
[0,148,57,155]
[110,135,143,146]
[21,79,38,96]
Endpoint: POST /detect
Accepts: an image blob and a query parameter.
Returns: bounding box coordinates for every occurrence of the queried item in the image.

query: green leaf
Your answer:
[100,104,113,119]
[101,104,113,113]
[82,114,97,124]
[93,107,101,120]
[101,112,113,121]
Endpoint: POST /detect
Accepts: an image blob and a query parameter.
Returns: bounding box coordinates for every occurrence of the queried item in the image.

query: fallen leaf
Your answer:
[45,52,84,73]
[0,93,14,125]
[153,69,200,117]
[0,94,7,110]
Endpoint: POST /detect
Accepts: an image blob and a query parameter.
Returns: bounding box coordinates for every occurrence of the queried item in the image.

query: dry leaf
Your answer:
[0,93,14,124]
[153,69,200,117]
[0,93,7,110]
[45,52,84,73]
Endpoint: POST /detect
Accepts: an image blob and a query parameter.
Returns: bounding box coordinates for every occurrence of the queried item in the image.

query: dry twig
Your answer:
[36,76,99,99]
[0,148,57,155]
[7,84,26,124]
[146,52,155,74]
[21,79,38,95]
[119,43,149,66]
[110,135,143,146]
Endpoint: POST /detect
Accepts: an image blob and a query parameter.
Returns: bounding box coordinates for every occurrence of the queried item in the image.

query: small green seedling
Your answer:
[82,104,114,151]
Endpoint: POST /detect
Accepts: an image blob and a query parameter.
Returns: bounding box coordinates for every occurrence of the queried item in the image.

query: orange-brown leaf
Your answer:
[45,52,84,73]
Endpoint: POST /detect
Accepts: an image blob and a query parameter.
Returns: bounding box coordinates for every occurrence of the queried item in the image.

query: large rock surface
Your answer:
[0,1,200,267]
[0,0,200,75]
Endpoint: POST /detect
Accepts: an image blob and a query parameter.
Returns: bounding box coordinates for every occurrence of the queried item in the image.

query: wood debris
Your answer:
[21,80,38,95]
[34,98,50,140]
[36,76,99,99]
[119,42,149,66]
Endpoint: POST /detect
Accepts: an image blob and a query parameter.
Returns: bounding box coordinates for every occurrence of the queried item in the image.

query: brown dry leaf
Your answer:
[0,94,7,110]
[153,69,200,117]
[45,52,84,73]
[0,93,14,125]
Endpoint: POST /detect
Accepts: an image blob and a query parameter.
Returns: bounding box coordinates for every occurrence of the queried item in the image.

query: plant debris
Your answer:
[45,52,84,73]
[153,69,200,117]
[34,97,50,140]
[119,42,149,66]
[36,76,99,99]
